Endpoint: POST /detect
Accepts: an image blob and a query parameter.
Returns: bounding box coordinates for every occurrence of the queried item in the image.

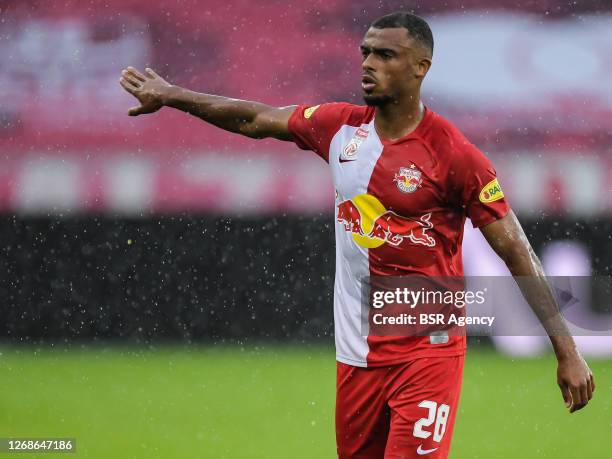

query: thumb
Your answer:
[128,106,143,116]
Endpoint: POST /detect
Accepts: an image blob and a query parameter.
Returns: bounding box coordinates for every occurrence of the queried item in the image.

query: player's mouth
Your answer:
[361,74,377,92]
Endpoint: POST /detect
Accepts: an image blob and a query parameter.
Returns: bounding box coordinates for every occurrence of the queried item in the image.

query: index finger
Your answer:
[144,67,161,79]
[569,385,582,413]
[119,77,138,96]
[127,66,147,81]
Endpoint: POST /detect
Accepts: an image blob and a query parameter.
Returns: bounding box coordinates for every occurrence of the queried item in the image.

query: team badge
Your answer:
[394,164,422,193]
[340,128,369,161]
[304,105,320,119]
[479,178,504,203]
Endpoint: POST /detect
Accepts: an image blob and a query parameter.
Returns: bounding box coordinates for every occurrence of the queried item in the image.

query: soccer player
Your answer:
[119,12,595,459]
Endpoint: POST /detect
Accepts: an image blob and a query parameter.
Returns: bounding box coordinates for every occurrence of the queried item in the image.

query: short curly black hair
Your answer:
[370,12,434,56]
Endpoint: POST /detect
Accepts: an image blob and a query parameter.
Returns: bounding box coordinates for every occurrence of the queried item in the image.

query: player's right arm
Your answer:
[118,66,296,141]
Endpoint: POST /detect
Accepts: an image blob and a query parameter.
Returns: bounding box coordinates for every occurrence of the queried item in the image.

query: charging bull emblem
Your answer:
[367,211,435,247]
[336,193,436,249]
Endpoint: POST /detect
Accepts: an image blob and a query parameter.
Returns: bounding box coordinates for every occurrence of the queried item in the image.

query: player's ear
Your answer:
[415,57,431,79]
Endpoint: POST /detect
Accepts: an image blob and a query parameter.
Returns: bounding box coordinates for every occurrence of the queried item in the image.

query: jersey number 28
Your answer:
[413,400,450,442]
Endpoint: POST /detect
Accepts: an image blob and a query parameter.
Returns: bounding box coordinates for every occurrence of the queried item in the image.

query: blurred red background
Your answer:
[1,0,611,214]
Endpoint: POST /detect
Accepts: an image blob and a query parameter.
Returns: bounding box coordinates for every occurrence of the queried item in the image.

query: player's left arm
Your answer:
[480,210,595,413]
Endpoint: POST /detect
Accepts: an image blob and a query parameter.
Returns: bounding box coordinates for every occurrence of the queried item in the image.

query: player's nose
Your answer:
[361,55,376,73]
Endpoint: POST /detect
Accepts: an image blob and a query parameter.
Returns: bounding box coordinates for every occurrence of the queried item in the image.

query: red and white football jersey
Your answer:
[288,102,509,367]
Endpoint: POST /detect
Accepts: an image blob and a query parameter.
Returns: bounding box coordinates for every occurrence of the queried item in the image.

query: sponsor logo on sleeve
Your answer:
[304,105,320,119]
[479,178,504,203]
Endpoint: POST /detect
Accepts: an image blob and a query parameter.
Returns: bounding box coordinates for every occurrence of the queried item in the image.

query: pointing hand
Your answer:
[119,66,172,116]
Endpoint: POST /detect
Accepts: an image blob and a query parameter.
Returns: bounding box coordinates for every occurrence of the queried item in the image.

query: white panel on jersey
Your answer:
[329,120,384,367]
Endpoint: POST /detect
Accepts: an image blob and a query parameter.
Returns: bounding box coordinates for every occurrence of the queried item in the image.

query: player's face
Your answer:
[359,27,431,107]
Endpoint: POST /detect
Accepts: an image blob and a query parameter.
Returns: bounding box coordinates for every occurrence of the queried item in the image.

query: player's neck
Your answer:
[374,96,424,141]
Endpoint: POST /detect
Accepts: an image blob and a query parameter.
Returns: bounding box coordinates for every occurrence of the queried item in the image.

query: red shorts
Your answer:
[336,356,464,459]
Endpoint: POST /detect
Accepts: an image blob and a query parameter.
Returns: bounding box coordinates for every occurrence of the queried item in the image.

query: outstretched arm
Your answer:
[480,210,595,413]
[119,66,296,141]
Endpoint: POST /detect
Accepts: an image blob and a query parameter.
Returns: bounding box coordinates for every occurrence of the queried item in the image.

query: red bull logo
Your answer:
[368,211,435,246]
[336,193,436,249]
[336,200,366,236]
[394,165,422,194]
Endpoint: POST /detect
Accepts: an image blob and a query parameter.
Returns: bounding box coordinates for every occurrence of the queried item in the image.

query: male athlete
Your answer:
[119,12,594,459]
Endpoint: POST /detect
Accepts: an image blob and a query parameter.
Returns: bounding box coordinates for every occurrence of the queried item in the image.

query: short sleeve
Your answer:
[451,141,510,228]
[287,103,349,162]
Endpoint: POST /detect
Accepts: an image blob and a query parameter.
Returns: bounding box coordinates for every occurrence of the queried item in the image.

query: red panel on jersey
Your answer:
[287,102,372,162]
[289,103,510,367]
